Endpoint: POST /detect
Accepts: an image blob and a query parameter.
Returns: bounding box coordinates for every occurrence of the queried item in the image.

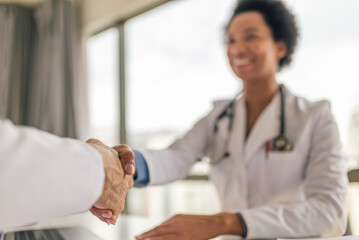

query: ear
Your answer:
[276,41,287,60]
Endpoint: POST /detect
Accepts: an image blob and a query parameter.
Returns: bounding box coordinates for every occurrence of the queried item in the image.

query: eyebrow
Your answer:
[244,28,259,33]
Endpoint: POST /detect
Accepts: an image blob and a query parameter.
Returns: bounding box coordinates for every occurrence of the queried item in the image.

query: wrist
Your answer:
[216,212,244,236]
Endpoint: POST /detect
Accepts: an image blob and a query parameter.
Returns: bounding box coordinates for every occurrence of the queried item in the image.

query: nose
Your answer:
[227,41,246,57]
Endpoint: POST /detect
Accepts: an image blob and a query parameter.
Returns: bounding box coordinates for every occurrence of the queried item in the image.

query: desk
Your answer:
[5,213,241,240]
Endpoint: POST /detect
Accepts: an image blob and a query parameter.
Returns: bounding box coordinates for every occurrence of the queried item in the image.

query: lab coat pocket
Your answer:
[266,151,305,191]
[267,151,296,162]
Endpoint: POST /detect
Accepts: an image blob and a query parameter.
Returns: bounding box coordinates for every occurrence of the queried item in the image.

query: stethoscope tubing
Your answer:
[209,85,288,165]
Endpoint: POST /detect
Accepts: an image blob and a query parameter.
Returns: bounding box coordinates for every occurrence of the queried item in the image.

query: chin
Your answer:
[235,72,253,81]
[240,76,264,85]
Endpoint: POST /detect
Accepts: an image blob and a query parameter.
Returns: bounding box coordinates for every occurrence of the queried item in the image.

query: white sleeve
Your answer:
[139,101,230,185]
[140,114,212,185]
[0,119,105,230]
[241,102,348,239]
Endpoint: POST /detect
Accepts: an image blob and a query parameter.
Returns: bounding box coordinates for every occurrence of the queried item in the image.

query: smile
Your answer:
[232,58,252,67]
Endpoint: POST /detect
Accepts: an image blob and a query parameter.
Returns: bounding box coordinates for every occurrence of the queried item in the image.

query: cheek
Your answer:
[227,48,236,67]
[226,48,231,60]
[258,44,279,66]
[227,46,235,59]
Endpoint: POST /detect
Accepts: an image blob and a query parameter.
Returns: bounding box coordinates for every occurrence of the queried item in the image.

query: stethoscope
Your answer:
[209,85,293,164]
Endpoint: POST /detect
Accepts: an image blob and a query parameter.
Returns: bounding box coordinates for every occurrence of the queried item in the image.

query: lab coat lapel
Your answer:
[227,97,246,164]
[243,92,281,164]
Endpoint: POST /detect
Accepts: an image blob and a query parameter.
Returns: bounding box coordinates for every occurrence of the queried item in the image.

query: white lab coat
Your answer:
[0,119,104,231]
[140,86,348,239]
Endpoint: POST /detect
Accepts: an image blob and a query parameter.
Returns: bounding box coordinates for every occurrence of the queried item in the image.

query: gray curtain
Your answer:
[0,6,35,125]
[0,0,89,139]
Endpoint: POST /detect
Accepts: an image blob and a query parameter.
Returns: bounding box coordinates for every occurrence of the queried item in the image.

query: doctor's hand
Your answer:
[135,213,244,240]
[112,144,136,176]
[86,139,134,225]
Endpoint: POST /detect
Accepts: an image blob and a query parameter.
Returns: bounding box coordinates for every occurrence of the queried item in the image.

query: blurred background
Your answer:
[1,0,359,235]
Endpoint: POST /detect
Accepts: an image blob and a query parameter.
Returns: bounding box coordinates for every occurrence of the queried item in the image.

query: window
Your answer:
[276,0,359,234]
[87,28,120,146]
[125,0,238,218]
[278,0,359,157]
[126,0,239,150]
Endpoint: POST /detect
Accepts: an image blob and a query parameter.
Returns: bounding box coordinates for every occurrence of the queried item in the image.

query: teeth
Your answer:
[233,58,251,67]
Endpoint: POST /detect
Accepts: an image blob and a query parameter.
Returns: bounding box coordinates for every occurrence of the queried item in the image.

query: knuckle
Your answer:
[110,148,119,156]
[86,138,97,143]
[121,151,135,162]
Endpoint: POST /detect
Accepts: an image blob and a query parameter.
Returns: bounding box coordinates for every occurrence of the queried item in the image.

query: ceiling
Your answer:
[0,0,43,7]
[0,0,171,35]
[82,0,170,35]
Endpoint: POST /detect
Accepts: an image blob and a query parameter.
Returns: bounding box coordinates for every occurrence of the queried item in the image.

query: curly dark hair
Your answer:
[226,0,299,71]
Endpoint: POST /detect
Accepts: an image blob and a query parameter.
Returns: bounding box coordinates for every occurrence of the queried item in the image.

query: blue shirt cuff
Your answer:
[236,212,248,238]
[133,150,150,187]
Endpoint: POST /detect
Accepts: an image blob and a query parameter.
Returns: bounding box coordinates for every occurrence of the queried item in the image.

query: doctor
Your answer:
[94,0,348,239]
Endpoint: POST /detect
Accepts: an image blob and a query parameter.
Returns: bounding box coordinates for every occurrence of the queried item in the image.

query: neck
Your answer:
[243,78,279,133]
[244,78,279,110]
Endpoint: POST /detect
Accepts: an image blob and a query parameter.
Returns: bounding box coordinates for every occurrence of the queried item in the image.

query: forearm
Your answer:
[138,113,213,185]
[140,147,204,185]
[135,213,244,240]
[240,195,347,239]
[0,120,105,230]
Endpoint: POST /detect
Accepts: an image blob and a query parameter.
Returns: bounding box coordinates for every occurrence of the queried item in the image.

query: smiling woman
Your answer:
[117,0,348,239]
[85,0,359,236]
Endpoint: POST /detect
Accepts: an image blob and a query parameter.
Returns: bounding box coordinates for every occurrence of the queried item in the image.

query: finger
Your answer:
[91,207,116,225]
[94,184,125,219]
[113,145,136,175]
[106,216,117,225]
[90,209,117,225]
[89,206,113,219]
[137,224,175,239]
[89,207,113,225]
[136,233,180,240]
[107,189,126,220]
[86,138,103,145]
[124,174,134,189]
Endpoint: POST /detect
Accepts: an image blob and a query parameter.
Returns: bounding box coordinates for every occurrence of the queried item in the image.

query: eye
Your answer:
[245,34,257,41]
[226,37,235,45]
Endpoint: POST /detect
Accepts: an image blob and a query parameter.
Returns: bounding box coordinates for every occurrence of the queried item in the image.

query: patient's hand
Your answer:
[86,139,134,225]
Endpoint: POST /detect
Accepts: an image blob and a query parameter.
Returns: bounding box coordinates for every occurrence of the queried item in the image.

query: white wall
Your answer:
[0,0,170,36]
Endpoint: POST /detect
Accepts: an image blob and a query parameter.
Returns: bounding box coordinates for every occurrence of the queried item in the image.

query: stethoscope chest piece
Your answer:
[271,135,293,152]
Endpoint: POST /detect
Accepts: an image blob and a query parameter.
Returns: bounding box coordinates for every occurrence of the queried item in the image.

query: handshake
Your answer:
[86,139,135,225]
